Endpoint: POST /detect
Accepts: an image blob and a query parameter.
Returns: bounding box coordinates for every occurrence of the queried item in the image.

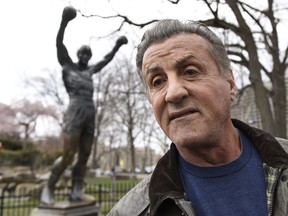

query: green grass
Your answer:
[0,176,143,216]
[86,176,141,214]
[87,176,141,185]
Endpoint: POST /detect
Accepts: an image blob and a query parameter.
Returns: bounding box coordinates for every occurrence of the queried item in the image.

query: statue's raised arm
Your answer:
[90,36,128,74]
[56,6,77,66]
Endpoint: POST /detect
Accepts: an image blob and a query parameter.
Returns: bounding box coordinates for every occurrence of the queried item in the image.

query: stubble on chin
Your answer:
[172,125,222,153]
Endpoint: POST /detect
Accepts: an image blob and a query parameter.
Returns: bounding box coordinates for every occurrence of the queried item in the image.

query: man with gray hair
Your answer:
[108,19,288,216]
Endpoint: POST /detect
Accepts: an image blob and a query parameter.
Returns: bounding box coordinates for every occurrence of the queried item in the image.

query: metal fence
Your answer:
[0,181,138,216]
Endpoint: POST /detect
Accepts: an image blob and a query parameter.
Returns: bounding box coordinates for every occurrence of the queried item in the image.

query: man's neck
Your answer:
[178,127,241,166]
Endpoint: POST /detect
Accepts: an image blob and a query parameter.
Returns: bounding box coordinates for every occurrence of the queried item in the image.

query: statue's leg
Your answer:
[70,132,94,202]
[41,131,80,205]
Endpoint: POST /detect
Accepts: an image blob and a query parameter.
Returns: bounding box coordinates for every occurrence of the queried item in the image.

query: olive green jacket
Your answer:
[108,119,288,216]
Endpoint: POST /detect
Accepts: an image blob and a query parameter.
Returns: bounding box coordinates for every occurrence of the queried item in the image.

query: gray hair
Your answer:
[136,19,231,81]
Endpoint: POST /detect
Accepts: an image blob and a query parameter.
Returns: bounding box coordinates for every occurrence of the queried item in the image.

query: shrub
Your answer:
[0,149,40,166]
[0,139,23,150]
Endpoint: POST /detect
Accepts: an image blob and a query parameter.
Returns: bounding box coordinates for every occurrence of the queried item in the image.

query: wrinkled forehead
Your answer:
[142,33,212,73]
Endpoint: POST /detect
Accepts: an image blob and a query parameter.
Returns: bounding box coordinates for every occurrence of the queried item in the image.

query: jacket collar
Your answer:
[149,119,288,215]
[232,119,288,168]
[149,143,183,215]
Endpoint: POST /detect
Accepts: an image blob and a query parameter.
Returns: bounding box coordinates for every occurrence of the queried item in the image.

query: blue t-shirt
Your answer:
[178,130,267,215]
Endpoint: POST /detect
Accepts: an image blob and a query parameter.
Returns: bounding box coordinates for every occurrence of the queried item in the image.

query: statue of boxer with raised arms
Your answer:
[41,6,128,205]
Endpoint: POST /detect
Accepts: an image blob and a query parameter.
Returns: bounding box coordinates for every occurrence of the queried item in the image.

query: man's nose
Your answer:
[165,77,188,103]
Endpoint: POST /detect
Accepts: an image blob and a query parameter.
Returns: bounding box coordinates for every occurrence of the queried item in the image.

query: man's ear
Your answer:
[226,71,237,101]
[228,80,237,101]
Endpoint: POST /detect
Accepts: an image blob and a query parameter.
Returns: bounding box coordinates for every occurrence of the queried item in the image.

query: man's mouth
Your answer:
[169,108,198,121]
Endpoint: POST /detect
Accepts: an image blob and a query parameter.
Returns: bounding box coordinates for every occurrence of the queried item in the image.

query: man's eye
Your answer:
[184,69,198,76]
[152,78,165,87]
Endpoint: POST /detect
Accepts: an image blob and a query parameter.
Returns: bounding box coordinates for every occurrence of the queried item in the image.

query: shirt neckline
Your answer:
[178,130,252,178]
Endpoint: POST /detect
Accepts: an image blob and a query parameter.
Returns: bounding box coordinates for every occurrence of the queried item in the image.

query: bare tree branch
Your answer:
[167,0,181,4]
[79,10,158,31]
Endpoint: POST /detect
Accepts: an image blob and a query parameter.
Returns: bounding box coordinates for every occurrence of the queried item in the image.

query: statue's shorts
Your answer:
[62,99,95,136]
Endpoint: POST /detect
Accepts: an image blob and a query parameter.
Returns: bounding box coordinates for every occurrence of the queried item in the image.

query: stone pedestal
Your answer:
[30,200,101,216]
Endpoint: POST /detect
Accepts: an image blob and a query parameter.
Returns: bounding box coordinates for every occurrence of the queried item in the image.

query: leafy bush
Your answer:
[0,139,23,150]
[0,149,40,166]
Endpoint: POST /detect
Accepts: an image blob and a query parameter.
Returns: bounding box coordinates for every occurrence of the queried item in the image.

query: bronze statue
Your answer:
[41,6,128,205]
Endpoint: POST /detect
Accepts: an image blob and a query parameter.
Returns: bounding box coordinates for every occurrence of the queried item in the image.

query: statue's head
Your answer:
[77,45,92,66]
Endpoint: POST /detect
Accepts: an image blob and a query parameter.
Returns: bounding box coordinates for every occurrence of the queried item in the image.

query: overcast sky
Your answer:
[0,0,207,137]
[0,0,208,105]
[2,0,287,105]
[1,0,65,104]
[1,0,287,139]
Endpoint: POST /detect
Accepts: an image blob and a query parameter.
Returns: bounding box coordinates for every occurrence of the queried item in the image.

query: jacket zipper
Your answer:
[268,169,282,216]
[176,203,189,216]
[175,197,190,216]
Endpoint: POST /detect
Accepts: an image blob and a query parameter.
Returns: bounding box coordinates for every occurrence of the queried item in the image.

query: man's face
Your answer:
[142,33,236,150]
[78,52,91,66]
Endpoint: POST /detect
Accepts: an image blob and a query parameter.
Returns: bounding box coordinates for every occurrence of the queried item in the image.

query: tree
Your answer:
[25,68,68,127]
[109,58,148,173]
[0,103,20,139]
[91,70,115,168]
[195,0,288,138]
[81,0,287,137]
[12,99,58,146]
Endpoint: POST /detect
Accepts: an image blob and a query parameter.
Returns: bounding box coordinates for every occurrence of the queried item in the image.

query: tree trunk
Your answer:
[271,71,287,138]
[128,126,136,175]
[226,0,276,135]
